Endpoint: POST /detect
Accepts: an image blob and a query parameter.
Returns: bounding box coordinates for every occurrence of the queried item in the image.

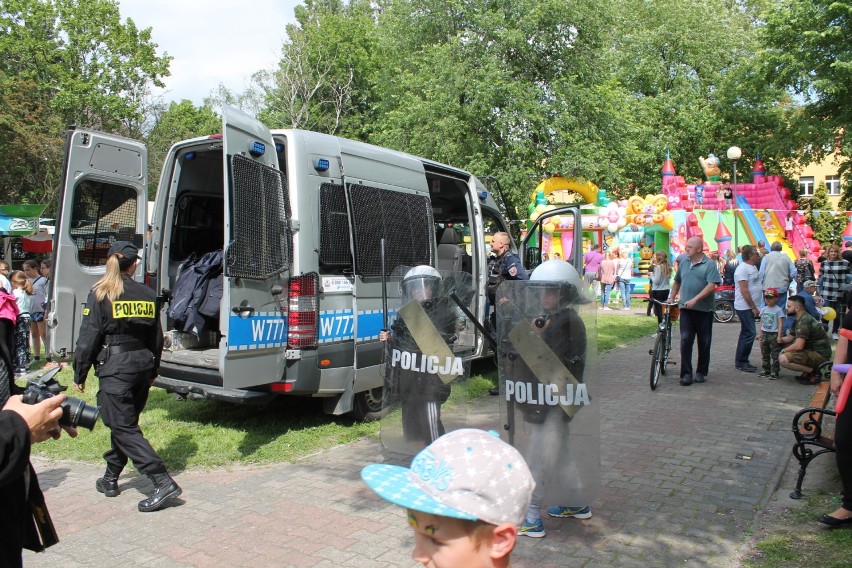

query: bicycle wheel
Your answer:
[650,332,665,390]
[714,300,734,323]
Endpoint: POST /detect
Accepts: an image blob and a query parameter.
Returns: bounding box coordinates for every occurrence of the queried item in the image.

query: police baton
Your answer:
[380,238,389,364]
[449,293,496,350]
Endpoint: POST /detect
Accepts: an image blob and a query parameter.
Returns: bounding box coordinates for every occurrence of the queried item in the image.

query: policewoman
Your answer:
[72,241,181,513]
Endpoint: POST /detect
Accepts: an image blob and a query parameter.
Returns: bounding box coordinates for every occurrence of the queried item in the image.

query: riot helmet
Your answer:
[527,260,585,315]
[400,265,442,304]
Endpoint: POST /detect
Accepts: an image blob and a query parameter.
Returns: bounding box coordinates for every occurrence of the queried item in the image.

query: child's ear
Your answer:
[489,523,517,560]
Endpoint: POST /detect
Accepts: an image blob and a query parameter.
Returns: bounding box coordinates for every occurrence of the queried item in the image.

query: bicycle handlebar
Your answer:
[650,298,680,306]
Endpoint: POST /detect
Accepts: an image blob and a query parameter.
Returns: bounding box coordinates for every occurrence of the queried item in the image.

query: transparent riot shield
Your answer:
[495,279,600,507]
[380,266,473,454]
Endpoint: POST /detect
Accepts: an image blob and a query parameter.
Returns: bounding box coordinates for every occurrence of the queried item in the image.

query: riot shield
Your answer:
[495,279,600,508]
[380,266,473,454]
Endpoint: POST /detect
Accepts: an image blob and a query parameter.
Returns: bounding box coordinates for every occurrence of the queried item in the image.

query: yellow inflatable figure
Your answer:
[626,194,674,230]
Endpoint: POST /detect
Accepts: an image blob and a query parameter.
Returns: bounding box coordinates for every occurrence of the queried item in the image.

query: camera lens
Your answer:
[61,396,100,430]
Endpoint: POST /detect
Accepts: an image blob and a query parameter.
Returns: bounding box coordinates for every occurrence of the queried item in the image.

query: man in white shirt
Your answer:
[734,245,763,372]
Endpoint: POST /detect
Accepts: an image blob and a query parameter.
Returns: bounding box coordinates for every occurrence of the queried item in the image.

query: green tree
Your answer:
[145,101,220,198]
[0,0,171,206]
[804,182,845,245]
[760,0,852,181]
[256,0,378,139]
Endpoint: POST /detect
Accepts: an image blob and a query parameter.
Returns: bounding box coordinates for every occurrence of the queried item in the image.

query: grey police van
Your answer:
[47,106,539,419]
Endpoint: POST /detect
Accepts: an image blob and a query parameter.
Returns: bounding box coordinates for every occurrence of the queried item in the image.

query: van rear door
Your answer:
[219,106,292,389]
[48,128,148,359]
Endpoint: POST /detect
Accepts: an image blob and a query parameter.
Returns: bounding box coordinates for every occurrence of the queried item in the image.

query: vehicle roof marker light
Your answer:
[249,140,266,157]
[479,190,488,200]
[275,143,284,153]
[313,157,330,172]
[184,152,195,161]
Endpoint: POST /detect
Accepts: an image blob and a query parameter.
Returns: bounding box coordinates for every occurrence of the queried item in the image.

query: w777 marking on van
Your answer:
[229,312,287,351]
[319,309,354,342]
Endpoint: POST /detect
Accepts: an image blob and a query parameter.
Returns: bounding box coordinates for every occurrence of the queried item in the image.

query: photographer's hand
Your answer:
[3,394,65,443]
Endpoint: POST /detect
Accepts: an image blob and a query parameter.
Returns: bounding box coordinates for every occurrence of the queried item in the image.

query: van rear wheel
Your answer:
[350,387,386,421]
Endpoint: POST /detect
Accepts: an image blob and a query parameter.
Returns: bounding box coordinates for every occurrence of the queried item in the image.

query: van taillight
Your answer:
[287,273,319,349]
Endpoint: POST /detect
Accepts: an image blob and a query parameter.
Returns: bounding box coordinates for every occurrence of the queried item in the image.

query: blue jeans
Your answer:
[618,280,631,308]
[679,309,714,379]
[735,309,757,368]
[602,283,613,307]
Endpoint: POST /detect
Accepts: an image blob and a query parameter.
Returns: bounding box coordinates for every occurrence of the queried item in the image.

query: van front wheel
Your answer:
[350,387,386,421]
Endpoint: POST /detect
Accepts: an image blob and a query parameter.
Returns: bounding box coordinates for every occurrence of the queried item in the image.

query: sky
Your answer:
[117,0,303,106]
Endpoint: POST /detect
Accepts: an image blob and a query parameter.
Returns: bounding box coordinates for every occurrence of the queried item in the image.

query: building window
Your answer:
[826,175,841,196]
[799,176,815,196]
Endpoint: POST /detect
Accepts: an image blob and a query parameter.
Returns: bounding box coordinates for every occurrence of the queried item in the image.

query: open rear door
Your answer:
[219,105,292,389]
[48,128,147,359]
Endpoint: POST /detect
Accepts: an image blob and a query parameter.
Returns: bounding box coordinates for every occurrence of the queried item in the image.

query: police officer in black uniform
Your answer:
[380,266,457,446]
[72,241,181,513]
[488,231,528,394]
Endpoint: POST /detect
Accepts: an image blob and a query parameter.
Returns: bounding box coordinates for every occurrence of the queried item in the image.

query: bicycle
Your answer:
[713,285,735,323]
[649,299,680,390]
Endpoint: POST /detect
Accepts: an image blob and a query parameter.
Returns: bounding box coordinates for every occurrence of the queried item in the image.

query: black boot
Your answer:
[95,465,123,497]
[138,472,182,512]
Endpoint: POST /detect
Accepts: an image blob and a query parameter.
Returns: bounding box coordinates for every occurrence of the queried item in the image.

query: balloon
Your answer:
[822,307,837,321]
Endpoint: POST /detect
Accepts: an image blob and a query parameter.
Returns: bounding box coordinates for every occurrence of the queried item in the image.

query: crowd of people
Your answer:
[0,258,54,380]
[579,238,852,386]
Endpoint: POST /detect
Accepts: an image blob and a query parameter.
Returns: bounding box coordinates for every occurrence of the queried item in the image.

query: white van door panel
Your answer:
[220,105,290,389]
[48,128,147,359]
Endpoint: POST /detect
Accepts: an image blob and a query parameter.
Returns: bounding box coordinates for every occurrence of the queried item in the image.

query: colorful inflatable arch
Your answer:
[533,175,599,205]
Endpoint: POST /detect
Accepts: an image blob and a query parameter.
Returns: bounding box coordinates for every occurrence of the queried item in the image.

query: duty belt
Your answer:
[105,335,145,354]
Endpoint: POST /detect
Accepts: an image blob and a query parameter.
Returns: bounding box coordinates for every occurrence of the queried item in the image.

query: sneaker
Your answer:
[833,333,840,341]
[547,505,592,519]
[759,370,770,378]
[518,518,546,538]
[602,306,612,310]
[769,373,780,380]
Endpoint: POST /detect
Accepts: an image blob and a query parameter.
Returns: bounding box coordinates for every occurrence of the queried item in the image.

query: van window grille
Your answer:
[227,154,293,279]
[319,183,351,268]
[347,184,434,277]
[70,180,139,267]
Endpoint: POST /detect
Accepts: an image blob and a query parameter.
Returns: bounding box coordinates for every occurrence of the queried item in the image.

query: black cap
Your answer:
[107,241,140,262]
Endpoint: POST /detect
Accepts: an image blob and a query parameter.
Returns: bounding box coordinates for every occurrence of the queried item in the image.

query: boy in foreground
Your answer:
[361,428,535,568]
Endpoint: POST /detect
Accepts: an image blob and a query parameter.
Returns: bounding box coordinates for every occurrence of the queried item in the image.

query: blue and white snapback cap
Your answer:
[361,429,535,526]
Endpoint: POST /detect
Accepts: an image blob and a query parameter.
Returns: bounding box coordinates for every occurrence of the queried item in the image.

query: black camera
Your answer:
[21,376,100,431]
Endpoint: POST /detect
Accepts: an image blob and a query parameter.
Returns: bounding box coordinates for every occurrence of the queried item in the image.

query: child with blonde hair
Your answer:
[9,270,33,375]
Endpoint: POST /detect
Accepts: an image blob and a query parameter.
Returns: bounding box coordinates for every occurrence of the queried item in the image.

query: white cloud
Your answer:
[117,0,301,105]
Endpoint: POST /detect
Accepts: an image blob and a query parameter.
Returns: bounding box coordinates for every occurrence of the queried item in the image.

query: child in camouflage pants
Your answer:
[758,288,785,379]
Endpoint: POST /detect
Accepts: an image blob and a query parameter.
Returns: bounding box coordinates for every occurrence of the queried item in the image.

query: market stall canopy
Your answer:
[0,204,46,236]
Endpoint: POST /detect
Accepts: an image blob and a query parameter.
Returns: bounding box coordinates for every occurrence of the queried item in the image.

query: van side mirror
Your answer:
[270,285,284,296]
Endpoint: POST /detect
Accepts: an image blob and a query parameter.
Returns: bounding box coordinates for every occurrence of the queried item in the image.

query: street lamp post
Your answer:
[728,146,742,251]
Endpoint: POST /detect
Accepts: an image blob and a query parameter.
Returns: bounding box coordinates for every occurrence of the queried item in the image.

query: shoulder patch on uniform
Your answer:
[82,308,90,316]
[509,266,518,277]
[112,301,156,319]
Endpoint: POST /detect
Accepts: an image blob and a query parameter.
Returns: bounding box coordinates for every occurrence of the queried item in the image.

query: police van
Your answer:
[48,106,581,418]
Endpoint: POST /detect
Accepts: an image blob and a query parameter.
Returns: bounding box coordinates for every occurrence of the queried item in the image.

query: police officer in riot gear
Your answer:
[380,266,456,446]
[497,260,594,537]
[73,241,181,513]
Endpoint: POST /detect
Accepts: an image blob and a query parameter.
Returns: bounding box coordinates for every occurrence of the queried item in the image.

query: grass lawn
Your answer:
[27,312,654,468]
[743,491,852,567]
